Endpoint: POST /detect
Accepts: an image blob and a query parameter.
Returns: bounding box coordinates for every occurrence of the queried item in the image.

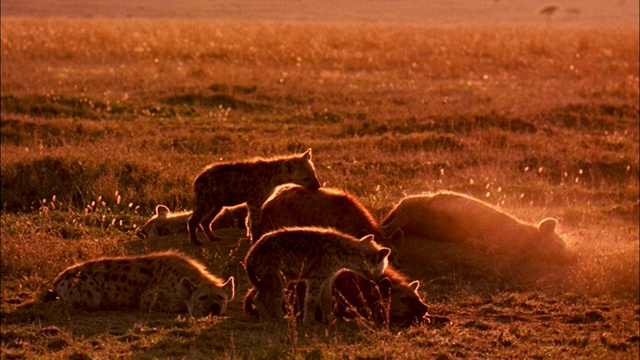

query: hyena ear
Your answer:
[359,234,375,244]
[222,276,235,301]
[155,205,170,218]
[538,218,558,237]
[408,280,420,292]
[301,148,312,161]
[178,277,197,300]
[376,248,391,264]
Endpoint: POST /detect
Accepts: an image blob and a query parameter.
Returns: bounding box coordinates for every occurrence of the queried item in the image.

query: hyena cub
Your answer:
[244,266,447,328]
[244,227,390,325]
[382,191,568,262]
[188,149,321,246]
[259,185,403,264]
[136,204,248,240]
[40,251,235,318]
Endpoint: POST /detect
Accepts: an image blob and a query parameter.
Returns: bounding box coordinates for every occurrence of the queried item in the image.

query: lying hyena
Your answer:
[136,204,248,240]
[136,205,191,240]
[40,251,235,318]
[244,227,390,325]
[381,191,568,261]
[258,185,403,264]
[243,266,449,327]
[188,149,321,246]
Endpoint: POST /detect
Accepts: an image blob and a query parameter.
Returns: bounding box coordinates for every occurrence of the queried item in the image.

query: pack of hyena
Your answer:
[41,148,568,326]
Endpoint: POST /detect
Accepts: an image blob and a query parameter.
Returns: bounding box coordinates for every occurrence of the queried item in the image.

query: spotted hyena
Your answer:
[39,251,235,317]
[244,227,390,325]
[244,266,449,327]
[188,149,321,246]
[136,204,248,240]
[381,191,568,261]
[259,185,403,264]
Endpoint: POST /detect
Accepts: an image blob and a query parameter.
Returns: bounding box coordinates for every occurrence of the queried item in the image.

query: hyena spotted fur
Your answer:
[244,265,449,327]
[188,149,321,246]
[382,191,568,262]
[136,204,248,240]
[40,251,235,318]
[244,227,390,325]
[259,185,403,265]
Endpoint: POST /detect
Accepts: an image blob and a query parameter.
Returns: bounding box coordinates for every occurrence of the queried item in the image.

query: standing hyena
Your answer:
[136,204,248,240]
[258,185,403,264]
[39,251,235,318]
[381,191,568,261]
[188,149,321,246]
[243,265,449,328]
[244,227,390,325]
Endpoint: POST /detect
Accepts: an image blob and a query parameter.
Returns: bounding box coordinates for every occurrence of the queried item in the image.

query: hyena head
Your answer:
[280,148,321,191]
[179,276,235,318]
[531,218,569,262]
[359,234,391,277]
[379,277,429,327]
[136,205,190,240]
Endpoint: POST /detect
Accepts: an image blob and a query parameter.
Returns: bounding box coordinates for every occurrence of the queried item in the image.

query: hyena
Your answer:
[243,266,448,327]
[188,149,321,246]
[136,205,191,240]
[244,227,390,325]
[136,204,248,240]
[381,191,568,261]
[39,251,235,318]
[259,185,403,265]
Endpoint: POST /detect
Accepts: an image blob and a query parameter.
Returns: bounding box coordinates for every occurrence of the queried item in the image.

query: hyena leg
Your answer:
[302,279,325,325]
[188,203,222,246]
[60,279,102,310]
[253,274,285,322]
[318,279,334,324]
[246,204,262,243]
[201,207,224,242]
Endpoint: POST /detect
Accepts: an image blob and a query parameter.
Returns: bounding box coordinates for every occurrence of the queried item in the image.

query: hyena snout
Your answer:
[415,302,429,319]
[298,174,321,191]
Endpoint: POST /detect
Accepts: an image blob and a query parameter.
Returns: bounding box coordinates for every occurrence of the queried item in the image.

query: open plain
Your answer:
[1,1,639,358]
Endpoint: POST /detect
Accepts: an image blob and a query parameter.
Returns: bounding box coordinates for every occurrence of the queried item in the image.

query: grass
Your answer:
[1,18,638,358]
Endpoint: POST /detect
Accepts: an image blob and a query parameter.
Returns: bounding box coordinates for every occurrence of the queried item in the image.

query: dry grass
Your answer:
[1,18,638,359]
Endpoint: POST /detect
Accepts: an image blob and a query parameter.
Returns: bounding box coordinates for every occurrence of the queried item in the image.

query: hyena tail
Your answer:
[39,289,58,303]
[242,287,259,317]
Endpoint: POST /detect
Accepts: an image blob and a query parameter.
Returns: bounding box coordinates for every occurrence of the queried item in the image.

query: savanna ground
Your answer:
[1,10,639,360]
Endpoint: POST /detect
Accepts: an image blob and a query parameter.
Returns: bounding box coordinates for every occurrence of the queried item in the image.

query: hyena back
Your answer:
[188,149,320,246]
[40,251,234,317]
[244,227,390,325]
[259,185,403,263]
[382,191,568,261]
